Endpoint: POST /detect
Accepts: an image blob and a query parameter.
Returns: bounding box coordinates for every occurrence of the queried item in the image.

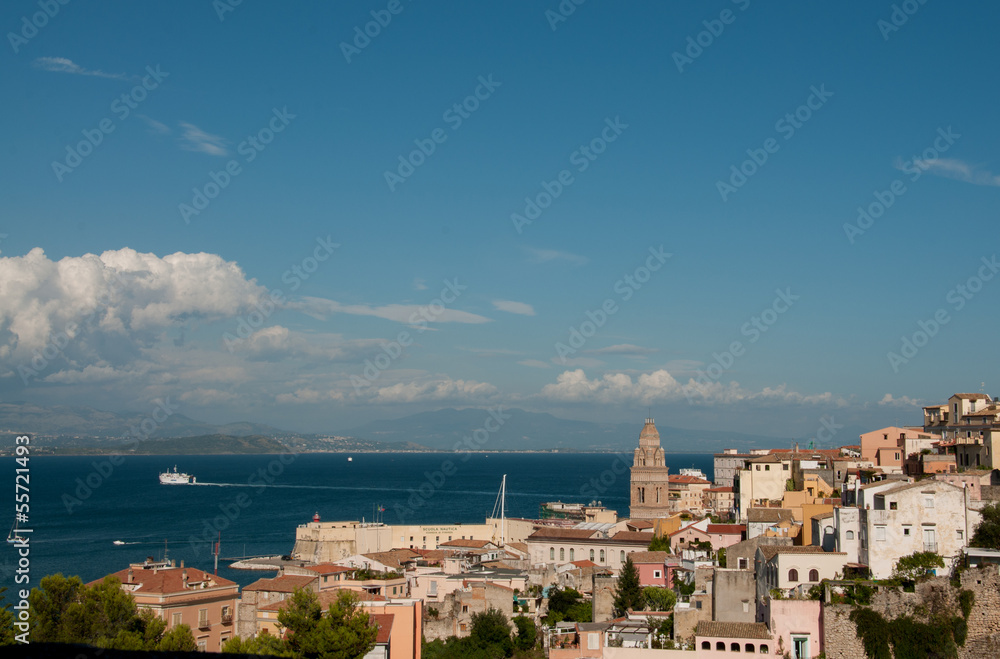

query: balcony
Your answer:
[923,543,938,554]
[198,618,211,630]
[221,611,233,625]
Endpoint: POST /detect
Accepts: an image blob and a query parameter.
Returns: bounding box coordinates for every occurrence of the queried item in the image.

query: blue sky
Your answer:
[2,0,999,439]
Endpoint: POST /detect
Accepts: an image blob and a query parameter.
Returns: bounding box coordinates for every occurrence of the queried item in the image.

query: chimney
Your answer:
[182,569,188,589]
[127,567,133,583]
[180,560,184,568]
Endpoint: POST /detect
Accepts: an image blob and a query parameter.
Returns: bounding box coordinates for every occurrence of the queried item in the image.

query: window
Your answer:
[702,641,711,650]
[197,641,207,652]
[462,605,468,613]
[788,569,798,582]
[198,608,208,628]
[654,570,662,579]
[783,464,789,471]
[717,642,725,651]
[583,632,598,650]
[957,530,964,540]
[875,526,886,542]
[765,465,770,471]
[619,551,624,563]
[846,530,854,540]
[890,501,897,510]
[590,549,595,561]
[550,548,554,560]
[696,601,702,610]
[570,549,575,561]
[760,645,769,654]
[460,623,467,632]
[903,527,910,536]
[895,453,900,460]
[738,558,748,569]
[600,550,605,563]
[560,548,565,561]
[743,601,750,613]
[731,642,741,651]
[756,465,761,471]
[924,497,934,508]
[809,569,819,582]
[746,644,755,652]
[171,612,182,627]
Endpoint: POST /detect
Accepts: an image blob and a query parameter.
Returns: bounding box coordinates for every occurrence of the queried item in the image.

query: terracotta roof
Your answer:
[371,613,394,645]
[361,549,420,570]
[964,407,1000,417]
[411,549,447,562]
[759,546,834,561]
[527,528,600,541]
[953,393,991,400]
[696,621,772,640]
[570,559,599,568]
[746,508,795,524]
[244,575,318,593]
[301,564,354,576]
[669,474,711,485]
[609,531,656,544]
[876,480,962,496]
[748,454,786,463]
[706,486,733,493]
[627,551,669,564]
[258,588,387,611]
[439,539,495,549]
[627,520,655,529]
[481,560,520,570]
[707,524,746,535]
[506,542,529,555]
[812,511,835,520]
[93,566,237,594]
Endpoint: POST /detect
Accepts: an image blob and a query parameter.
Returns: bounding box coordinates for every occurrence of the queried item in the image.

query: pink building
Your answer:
[627,551,671,587]
[695,621,773,656]
[762,597,823,659]
[705,524,746,550]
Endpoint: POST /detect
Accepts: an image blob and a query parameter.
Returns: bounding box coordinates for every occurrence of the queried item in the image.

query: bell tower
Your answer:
[629,418,670,519]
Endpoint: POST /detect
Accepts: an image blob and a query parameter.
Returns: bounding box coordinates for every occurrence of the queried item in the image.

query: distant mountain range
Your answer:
[343,407,793,453]
[0,402,794,454]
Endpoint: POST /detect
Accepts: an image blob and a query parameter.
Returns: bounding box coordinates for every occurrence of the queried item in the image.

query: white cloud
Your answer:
[492,299,535,316]
[878,393,920,407]
[412,278,428,291]
[551,356,605,368]
[523,247,588,266]
[898,157,1000,187]
[0,247,267,379]
[539,368,843,407]
[139,115,171,135]
[178,122,228,156]
[237,326,379,363]
[296,296,491,326]
[34,57,130,80]
[365,377,499,404]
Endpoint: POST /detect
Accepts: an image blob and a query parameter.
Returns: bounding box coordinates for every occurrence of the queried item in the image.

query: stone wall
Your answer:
[592,574,617,622]
[822,567,1000,658]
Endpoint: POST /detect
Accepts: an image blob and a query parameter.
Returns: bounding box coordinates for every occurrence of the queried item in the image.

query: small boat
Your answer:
[112,540,126,546]
[7,518,25,544]
[347,457,353,462]
[159,466,195,485]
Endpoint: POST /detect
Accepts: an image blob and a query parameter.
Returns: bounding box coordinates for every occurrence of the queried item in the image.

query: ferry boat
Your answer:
[159,466,195,485]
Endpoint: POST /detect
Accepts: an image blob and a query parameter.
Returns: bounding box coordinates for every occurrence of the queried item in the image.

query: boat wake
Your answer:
[186,481,573,498]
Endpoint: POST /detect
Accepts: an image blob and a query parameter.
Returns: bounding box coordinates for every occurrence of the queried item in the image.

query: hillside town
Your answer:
[67,391,1000,658]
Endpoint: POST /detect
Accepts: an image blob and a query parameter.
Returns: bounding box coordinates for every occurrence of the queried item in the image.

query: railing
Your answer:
[198,618,210,630]
[221,612,233,624]
[923,542,938,553]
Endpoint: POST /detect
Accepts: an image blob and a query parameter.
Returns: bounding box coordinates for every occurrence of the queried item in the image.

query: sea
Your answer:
[0,452,713,595]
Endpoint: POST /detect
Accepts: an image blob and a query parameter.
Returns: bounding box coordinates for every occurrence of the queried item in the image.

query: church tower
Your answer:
[629,418,670,519]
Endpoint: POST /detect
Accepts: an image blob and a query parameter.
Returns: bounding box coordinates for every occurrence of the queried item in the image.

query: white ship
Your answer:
[159,466,195,485]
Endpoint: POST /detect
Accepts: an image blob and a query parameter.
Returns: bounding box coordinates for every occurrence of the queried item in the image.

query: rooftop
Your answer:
[746,508,795,524]
[244,574,319,593]
[92,565,237,595]
[696,621,772,640]
[707,524,746,535]
[627,551,669,564]
[759,545,838,561]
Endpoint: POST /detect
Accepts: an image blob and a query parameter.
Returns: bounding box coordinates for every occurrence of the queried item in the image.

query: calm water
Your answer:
[0,452,713,594]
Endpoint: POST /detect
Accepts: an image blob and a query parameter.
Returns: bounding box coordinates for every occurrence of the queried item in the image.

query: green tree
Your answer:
[0,587,15,645]
[468,607,513,657]
[971,502,1000,549]
[613,556,643,616]
[512,615,536,651]
[648,535,671,552]
[223,633,295,656]
[892,551,945,583]
[643,587,676,612]
[279,588,378,659]
[546,587,590,623]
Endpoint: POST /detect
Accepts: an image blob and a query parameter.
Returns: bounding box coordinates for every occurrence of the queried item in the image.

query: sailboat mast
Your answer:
[501,474,506,547]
